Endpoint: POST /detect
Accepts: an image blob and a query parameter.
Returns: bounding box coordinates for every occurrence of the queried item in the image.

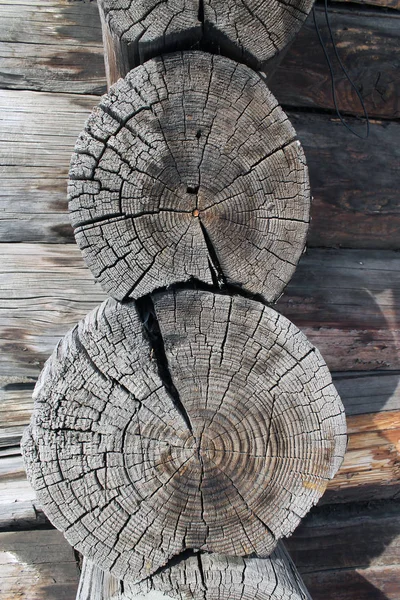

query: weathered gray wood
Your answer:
[0,245,399,383]
[0,0,106,95]
[77,543,312,599]
[1,370,399,453]
[1,88,398,248]
[69,52,310,302]
[287,498,400,599]
[3,403,399,527]
[0,529,79,599]
[98,0,315,84]
[22,290,345,581]
[271,7,400,121]
[1,2,399,121]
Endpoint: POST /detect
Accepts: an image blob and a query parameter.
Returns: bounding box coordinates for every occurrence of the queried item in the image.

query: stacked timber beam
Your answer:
[0,0,399,599]
[18,0,350,599]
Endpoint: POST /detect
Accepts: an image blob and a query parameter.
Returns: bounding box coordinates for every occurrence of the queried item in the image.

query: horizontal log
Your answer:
[1,1,398,120]
[2,402,399,530]
[294,112,400,249]
[0,529,79,600]
[286,498,400,599]
[271,6,400,120]
[2,371,399,453]
[1,90,399,247]
[0,0,106,95]
[337,0,400,10]
[0,245,398,384]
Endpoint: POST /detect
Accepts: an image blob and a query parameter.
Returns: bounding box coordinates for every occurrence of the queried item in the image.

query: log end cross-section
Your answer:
[98,0,315,77]
[22,290,346,583]
[69,52,310,303]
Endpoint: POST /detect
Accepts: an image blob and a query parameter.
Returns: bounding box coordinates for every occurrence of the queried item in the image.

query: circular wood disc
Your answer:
[99,0,315,68]
[69,52,310,302]
[22,290,345,582]
[116,545,311,599]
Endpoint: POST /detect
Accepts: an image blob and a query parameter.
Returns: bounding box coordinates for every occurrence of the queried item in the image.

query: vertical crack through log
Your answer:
[197,552,207,598]
[136,296,193,433]
[198,0,205,26]
[198,219,226,287]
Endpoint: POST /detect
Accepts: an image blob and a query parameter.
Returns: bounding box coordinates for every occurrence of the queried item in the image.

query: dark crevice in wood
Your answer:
[197,552,207,597]
[136,295,194,433]
[198,219,226,287]
[145,548,201,581]
[198,0,205,25]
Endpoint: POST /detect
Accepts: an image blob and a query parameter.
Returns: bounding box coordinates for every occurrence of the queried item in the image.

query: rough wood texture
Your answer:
[2,2,399,121]
[2,397,398,534]
[1,370,399,454]
[98,0,315,84]
[22,290,345,581]
[77,543,312,599]
[69,52,310,302]
[2,88,398,248]
[298,112,400,250]
[2,401,399,531]
[0,529,79,600]
[287,499,400,599]
[0,0,106,95]
[1,246,398,384]
[271,7,400,120]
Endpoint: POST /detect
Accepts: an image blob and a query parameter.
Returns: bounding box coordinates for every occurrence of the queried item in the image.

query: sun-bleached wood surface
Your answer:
[22,290,345,581]
[69,52,309,302]
[77,544,312,600]
[2,88,398,248]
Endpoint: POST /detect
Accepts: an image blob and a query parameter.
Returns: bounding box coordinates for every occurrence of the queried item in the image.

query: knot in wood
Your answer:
[22,291,346,583]
[68,52,310,302]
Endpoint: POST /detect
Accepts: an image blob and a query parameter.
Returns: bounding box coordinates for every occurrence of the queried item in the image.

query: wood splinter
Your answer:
[22,290,346,585]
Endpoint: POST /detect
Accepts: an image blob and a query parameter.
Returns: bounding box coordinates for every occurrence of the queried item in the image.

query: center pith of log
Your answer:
[69,52,310,302]
[22,290,346,583]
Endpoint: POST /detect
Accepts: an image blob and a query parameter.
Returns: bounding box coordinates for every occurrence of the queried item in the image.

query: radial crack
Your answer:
[136,295,193,433]
[199,219,226,287]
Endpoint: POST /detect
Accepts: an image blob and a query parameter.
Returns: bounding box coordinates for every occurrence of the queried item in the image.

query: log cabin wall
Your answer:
[0,0,399,598]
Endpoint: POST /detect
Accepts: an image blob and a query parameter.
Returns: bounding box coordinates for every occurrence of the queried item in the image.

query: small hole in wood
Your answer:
[196,130,202,139]
[187,185,199,195]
